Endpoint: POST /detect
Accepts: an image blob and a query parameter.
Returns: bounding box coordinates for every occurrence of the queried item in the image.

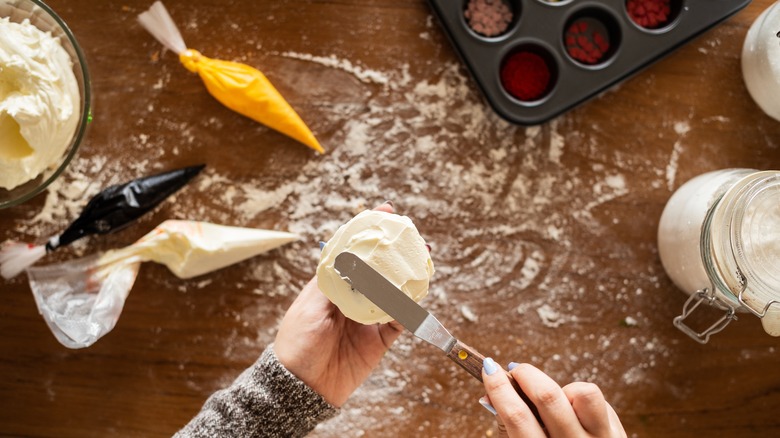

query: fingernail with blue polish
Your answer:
[508,362,520,371]
[319,241,326,251]
[484,357,499,376]
[479,396,497,416]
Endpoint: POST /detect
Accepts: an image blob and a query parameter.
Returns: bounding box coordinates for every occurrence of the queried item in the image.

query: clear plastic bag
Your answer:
[27,254,140,349]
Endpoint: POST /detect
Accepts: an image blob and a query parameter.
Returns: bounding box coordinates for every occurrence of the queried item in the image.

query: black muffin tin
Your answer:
[426,0,752,125]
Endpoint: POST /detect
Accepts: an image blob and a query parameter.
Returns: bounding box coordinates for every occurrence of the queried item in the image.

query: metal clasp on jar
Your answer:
[673,285,738,344]
[675,269,780,343]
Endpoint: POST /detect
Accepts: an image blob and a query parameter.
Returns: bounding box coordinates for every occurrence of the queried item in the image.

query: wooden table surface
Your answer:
[2,0,780,436]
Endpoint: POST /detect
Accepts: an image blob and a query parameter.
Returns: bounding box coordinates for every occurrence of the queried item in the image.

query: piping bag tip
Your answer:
[184,163,207,177]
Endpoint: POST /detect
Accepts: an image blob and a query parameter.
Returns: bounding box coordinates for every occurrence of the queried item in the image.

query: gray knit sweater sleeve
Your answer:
[175,344,339,438]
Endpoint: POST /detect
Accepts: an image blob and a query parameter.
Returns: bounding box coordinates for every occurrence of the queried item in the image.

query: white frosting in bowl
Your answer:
[0,17,80,190]
[317,210,434,325]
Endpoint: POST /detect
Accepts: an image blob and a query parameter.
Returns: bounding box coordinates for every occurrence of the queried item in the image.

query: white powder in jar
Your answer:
[657,169,754,295]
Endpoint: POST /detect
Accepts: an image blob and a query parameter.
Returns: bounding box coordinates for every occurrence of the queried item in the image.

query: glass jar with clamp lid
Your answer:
[658,169,780,343]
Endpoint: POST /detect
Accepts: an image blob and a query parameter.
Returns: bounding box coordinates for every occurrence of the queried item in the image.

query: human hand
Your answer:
[274,202,404,407]
[481,359,626,438]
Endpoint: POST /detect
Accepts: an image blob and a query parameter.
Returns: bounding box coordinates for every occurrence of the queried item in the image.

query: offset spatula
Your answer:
[334,251,542,425]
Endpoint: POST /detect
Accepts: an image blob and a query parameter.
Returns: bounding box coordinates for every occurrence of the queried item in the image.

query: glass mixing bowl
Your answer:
[0,0,91,209]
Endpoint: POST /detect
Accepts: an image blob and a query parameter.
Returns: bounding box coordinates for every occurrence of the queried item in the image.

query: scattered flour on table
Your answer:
[9,46,681,436]
[278,51,391,86]
[666,121,690,191]
[703,115,730,124]
[548,119,564,164]
[168,59,661,435]
[460,304,478,322]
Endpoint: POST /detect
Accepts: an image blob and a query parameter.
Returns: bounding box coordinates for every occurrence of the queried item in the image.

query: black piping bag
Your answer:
[0,164,205,279]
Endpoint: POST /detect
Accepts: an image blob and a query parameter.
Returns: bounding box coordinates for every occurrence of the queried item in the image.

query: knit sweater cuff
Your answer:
[175,344,339,438]
[260,344,340,433]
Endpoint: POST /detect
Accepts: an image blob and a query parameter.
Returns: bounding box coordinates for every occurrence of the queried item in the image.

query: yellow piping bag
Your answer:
[138,1,324,153]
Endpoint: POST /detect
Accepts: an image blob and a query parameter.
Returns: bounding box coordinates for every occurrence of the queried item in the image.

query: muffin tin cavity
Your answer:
[427,0,750,125]
[626,0,683,31]
[564,8,621,66]
[464,0,519,38]
[500,44,557,101]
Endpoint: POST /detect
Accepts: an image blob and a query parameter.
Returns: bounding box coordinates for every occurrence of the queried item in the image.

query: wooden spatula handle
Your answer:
[446,339,543,426]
